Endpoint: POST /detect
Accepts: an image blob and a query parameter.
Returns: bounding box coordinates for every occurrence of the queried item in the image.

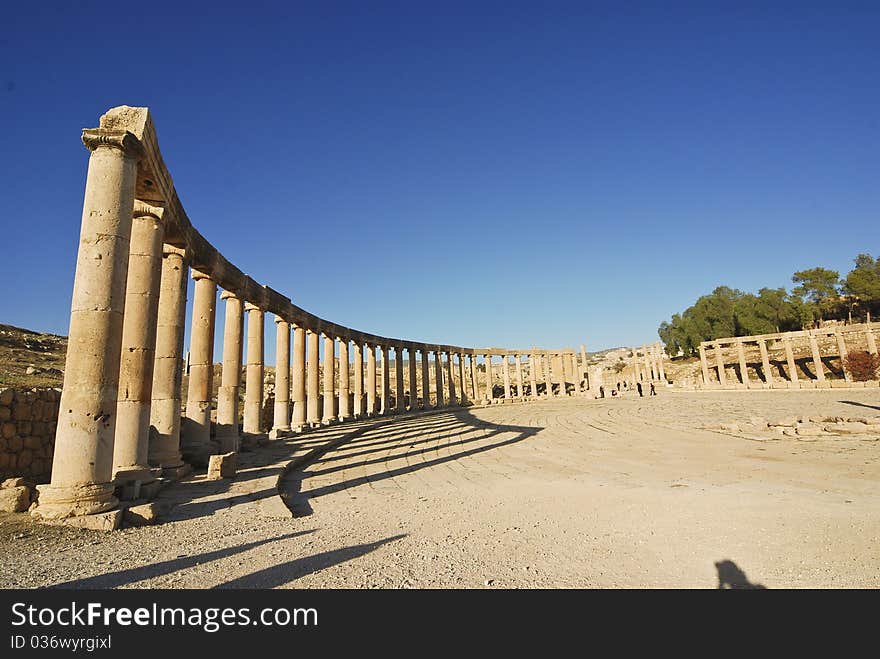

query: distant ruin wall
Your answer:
[0,388,60,482]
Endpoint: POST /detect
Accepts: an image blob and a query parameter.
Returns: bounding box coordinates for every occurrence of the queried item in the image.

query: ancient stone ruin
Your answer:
[25,106,625,529]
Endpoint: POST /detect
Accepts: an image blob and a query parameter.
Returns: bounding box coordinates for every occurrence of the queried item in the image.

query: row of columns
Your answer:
[699,326,873,387]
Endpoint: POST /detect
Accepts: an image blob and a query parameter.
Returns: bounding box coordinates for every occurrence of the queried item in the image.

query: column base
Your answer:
[269,427,291,440]
[113,465,156,485]
[31,482,119,520]
[160,462,192,480]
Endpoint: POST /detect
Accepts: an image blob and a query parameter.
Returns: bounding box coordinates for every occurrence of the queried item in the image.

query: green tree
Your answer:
[843,254,880,319]
[792,267,840,324]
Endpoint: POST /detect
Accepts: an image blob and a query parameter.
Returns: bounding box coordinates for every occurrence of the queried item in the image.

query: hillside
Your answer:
[0,324,66,388]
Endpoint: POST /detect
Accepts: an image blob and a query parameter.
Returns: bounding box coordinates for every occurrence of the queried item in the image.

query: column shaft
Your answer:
[434,352,445,407]
[484,355,493,401]
[272,318,291,435]
[353,341,364,417]
[469,355,479,401]
[809,333,826,384]
[367,344,377,415]
[291,325,306,429]
[243,304,264,434]
[408,347,418,411]
[421,350,431,409]
[457,354,467,404]
[182,271,217,465]
[323,335,335,423]
[783,337,799,383]
[306,329,320,425]
[395,346,405,412]
[339,339,350,420]
[380,345,390,414]
[529,354,538,398]
[216,291,244,451]
[502,355,511,399]
[758,339,773,386]
[543,353,553,396]
[736,340,750,387]
[714,344,727,385]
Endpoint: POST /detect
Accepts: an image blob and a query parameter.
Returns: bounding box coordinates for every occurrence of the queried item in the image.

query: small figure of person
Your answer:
[650,382,656,396]
[636,381,643,397]
[599,385,605,398]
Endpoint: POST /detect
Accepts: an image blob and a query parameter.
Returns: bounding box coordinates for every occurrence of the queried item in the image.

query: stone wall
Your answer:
[0,388,59,482]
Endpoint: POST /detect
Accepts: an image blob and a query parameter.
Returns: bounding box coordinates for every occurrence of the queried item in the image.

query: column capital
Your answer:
[191,268,213,282]
[162,244,186,258]
[219,289,240,301]
[132,200,164,221]
[81,128,145,159]
[274,316,289,325]
[244,301,263,313]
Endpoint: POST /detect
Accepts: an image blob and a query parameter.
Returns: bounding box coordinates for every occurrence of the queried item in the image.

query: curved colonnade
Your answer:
[32,106,592,524]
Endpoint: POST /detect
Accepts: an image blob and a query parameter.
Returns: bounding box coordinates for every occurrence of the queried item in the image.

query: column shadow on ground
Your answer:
[714,559,767,589]
[46,530,316,589]
[839,400,880,411]
[213,534,406,588]
[281,406,542,517]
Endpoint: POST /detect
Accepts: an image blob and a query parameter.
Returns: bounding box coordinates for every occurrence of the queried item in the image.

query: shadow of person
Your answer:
[715,559,766,589]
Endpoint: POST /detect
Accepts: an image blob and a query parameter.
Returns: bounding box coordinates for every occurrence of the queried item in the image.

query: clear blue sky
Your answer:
[1,1,877,358]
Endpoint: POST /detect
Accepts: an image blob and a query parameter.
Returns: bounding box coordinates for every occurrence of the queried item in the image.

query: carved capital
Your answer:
[162,244,186,259]
[133,199,164,222]
[220,290,240,301]
[191,267,213,282]
[244,302,264,313]
[82,128,145,159]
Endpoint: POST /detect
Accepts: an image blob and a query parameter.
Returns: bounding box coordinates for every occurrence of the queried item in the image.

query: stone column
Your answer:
[835,330,851,382]
[697,344,709,385]
[457,353,468,404]
[484,355,493,401]
[643,345,654,381]
[353,341,364,418]
[714,343,727,385]
[783,336,799,384]
[149,245,188,476]
[271,318,291,437]
[758,339,773,386]
[181,269,217,465]
[556,354,567,396]
[243,303,264,435]
[408,347,418,411]
[866,324,877,355]
[380,344,391,414]
[291,325,306,430]
[215,291,244,451]
[445,352,456,406]
[633,351,643,383]
[35,129,143,520]
[395,346,406,412]
[306,329,320,426]
[434,351,445,407]
[510,354,522,399]
[543,353,553,397]
[580,344,588,381]
[421,349,431,409]
[502,355,511,399]
[656,343,667,382]
[529,354,538,398]
[736,340,750,387]
[338,338,350,421]
[323,334,335,424]
[469,355,479,402]
[808,333,827,384]
[366,344,377,415]
[113,201,165,484]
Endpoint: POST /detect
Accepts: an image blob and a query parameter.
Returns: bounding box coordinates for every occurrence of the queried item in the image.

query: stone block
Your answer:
[0,390,13,406]
[47,509,123,532]
[0,486,31,512]
[768,416,798,427]
[827,422,869,435]
[2,422,16,440]
[138,479,164,500]
[0,407,10,422]
[23,436,42,450]
[124,502,163,526]
[12,403,31,421]
[207,452,237,480]
[795,422,826,436]
[7,436,22,452]
[1,477,28,488]
[16,421,31,436]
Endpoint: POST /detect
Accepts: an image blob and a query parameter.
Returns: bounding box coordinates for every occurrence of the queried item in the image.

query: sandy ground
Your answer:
[1,389,878,589]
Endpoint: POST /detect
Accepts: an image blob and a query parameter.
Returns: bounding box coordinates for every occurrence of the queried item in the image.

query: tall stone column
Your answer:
[502,355,511,399]
[484,355,493,401]
[353,341,364,418]
[35,129,142,520]
[395,346,406,412]
[113,201,165,484]
[469,355,479,401]
[306,329,320,426]
[555,354,567,396]
[338,338,351,421]
[656,343,667,382]
[543,353,553,397]
[783,336,799,384]
[580,344,588,381]
[380,344,391,414]
[434,351,445,407]
[148,245,188,476]
[736,340,750,387]
[408,347,418,411]
[182,269,217,465]
[421,349,431,409]
[216,291,244,451]
[835,330,851,382]
[366,344,377,415]
[643,345,654,381]
[457,354,468,404]
[808,333,826,384]
[323,334,335,424]
[698,345,710,385]
[514,355,524,398]
[271,318,291,437]
[714,343,727,385]
[243,303,264,435]
[291,325,306,430]
[445,352,456,406]
[633,351,643,383]
[758,339,773,386]
[866,324,877,355]
[529,354,538,398]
